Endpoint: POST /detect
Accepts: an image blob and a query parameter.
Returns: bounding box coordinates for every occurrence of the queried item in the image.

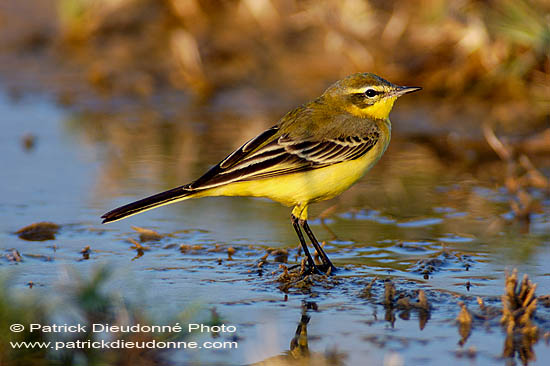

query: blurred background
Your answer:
[1,0,549,111]
[0,1,549,365]
[1,0,548,206]
[2,0,549,108]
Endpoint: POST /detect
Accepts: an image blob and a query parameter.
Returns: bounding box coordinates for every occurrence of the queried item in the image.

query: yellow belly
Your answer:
[195,140,388,207]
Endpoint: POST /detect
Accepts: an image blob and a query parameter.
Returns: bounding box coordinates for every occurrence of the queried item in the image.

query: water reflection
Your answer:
[502,330,537,365]
[254,301,347,366]
[379,280,431,330]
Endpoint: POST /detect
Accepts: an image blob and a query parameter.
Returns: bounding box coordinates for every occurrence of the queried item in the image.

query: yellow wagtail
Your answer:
[102,73,421,274]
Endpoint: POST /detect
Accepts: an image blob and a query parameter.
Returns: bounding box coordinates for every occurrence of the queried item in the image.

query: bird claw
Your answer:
[318,263,337,275]
[303,263,336,276]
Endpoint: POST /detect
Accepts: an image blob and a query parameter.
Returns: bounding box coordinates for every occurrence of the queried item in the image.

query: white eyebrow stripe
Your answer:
[348,85,387,94]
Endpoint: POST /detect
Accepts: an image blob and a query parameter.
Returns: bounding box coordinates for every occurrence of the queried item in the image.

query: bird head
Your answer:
[322,73,421,120]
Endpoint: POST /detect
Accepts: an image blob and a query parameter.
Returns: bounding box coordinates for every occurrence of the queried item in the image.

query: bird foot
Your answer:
[303,262,336,276]
[317,263,337,275]
[303,264,323,276]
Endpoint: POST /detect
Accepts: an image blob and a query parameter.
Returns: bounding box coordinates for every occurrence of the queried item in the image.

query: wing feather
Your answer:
[188,126,380,190]
[189,126,280,189]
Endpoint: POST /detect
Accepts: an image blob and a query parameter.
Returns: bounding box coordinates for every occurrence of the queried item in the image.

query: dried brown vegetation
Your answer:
[131,226,165,242]
[15,222,60,241]
[484,125,549,227]
[457,269,545,365]
[501,270,539,364]
[0,0,547,122]
[457,301,472,346]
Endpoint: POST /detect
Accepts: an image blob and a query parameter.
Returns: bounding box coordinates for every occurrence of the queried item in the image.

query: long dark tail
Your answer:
[101,185,194,224]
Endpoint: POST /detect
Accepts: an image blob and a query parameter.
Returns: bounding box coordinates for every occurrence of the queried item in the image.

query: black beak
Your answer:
[394,86,422,96]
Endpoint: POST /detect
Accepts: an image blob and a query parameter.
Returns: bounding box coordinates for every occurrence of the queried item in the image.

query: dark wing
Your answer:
[188,126,280,189]
[187,127,379,190]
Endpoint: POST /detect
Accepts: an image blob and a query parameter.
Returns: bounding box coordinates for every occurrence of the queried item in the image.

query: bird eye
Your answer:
[365,89,380,98]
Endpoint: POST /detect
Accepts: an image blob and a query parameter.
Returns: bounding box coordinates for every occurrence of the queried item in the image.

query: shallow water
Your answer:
[1,89,549,365]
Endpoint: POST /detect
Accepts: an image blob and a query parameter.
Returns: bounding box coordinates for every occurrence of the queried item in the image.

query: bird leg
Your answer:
[300,219,336,273]
[291,215,322,275]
